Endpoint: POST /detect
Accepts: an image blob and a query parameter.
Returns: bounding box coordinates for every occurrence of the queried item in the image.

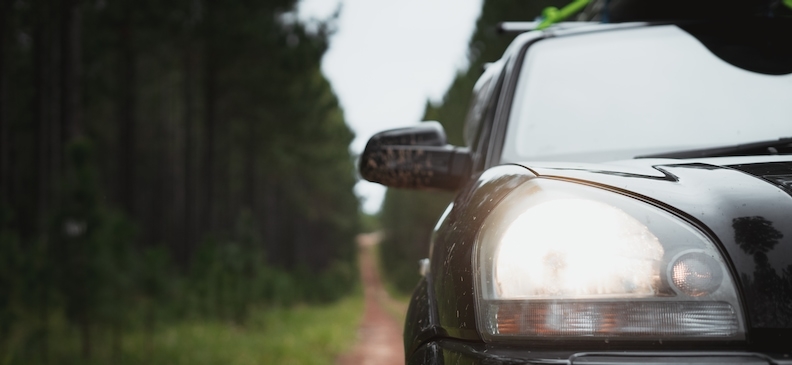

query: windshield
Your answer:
[500,25,792,164]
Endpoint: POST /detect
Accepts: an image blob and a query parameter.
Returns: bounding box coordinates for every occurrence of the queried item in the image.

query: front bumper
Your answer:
[408,339,792,365]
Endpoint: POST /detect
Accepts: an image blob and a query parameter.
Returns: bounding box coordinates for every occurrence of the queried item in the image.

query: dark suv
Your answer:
[359,6,792,365]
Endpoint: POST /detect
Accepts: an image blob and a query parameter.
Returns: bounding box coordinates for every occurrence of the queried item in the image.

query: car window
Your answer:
[464,77,492,149]
[500,25,792,164]
[464,62,500,149]
[465,61,505,171]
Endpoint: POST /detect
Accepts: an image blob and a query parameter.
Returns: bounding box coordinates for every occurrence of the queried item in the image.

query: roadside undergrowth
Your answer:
[6,295,364,365]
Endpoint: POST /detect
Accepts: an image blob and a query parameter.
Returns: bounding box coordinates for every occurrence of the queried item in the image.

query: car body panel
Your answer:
[404,277,444,356]
[413,156,792,356]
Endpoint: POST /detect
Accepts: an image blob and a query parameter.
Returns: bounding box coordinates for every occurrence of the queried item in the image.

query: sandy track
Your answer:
[337,233,405,365]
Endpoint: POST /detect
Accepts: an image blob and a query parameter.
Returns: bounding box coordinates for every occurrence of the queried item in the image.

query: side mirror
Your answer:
[359,121,472,191]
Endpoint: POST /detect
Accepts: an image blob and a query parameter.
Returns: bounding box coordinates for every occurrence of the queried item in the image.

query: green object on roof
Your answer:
[537,0,591,30]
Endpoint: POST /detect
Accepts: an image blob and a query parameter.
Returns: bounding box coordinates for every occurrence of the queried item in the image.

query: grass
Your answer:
[124,296,363,365]
[8,295,364,365]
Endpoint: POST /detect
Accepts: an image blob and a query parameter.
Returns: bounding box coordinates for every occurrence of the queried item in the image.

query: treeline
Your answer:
[379,0,567,292]
[0,0,360,362]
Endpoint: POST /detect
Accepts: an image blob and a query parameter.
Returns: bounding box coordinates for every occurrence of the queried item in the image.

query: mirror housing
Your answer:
[359,121,472,191]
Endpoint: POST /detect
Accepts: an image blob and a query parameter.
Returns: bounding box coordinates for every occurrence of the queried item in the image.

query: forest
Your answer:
[0,0,360,362]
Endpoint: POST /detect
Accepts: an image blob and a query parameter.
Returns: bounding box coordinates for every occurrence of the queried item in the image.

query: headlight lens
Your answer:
[474,179,744,341]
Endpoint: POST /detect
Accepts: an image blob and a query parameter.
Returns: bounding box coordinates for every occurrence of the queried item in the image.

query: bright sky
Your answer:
[298,0,483,214]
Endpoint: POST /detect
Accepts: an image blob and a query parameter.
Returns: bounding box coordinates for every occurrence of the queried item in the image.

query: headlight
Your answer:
[474,179,745,341]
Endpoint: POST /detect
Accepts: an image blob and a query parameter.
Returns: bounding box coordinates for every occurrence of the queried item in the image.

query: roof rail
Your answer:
[497,21,599,34]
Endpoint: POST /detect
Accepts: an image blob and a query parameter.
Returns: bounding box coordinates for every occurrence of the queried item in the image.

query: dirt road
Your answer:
[337,233,405,365]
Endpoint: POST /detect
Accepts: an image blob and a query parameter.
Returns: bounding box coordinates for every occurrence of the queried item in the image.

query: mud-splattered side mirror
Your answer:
[359,121,472,191]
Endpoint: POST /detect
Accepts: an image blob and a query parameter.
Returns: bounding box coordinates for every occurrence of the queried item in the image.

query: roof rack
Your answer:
[497,0,596,34]
[497,21,599,34]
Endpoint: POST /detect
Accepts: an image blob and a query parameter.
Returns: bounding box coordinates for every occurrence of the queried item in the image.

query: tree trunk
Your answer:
[118,14,136,216]
[49,1,62,181]
[80,316,91,359]
[150,121,166,246]
[200,0,217,238]
[264,179,280,263]
[217,93,231,236]
[34,0,51,234]
[33,9,52,359]
[60,0,82,144]
[111,324,121,362]
[33,1,57,356]
[0,0,9,208]
[243,122,256,215]
[202,43,216,237]
[182,42,195,266]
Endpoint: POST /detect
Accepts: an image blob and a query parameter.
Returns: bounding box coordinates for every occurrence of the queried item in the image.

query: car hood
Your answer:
[515,155,792,332]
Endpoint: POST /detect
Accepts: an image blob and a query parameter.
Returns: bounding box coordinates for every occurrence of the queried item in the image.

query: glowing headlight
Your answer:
[474,179,744,341]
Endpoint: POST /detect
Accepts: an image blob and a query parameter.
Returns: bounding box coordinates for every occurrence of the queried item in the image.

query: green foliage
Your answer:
[379,189,453,293]
[124,297,363,365]
[359,212,381,233]
[377,0,568,294]
[1,214,359,364]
